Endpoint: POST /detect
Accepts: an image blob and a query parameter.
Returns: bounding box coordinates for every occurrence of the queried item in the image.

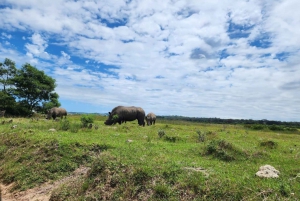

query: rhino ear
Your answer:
[109,112,111,115]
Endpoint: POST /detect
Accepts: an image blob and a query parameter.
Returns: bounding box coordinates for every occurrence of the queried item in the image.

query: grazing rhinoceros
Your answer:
[46,107,67,120]
[145,112,156,126]
[0,110,5,118]
[104,106,145,126]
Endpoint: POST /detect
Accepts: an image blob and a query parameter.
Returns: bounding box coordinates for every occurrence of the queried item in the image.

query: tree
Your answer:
[12,63,58,113]
[0,58,17,92]
[0,91,16,113]
[42,92,61,113]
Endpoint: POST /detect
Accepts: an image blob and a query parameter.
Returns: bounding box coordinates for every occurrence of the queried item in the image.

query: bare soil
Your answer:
[1,166,90,201]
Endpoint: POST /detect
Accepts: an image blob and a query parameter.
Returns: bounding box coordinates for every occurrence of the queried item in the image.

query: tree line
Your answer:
[157,116,300,128]
[0,58,60,116]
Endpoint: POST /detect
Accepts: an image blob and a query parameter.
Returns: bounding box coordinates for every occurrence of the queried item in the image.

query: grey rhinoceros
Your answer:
[46,107,67,120]
[145,112,156,126]
[104,106,145,126]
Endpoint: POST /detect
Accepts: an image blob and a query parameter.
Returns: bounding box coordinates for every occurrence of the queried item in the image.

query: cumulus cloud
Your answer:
[0,0,300,121]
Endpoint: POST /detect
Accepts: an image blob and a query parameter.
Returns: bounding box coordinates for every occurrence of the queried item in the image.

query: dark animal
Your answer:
[46,107,67,120]
[0,110,5,118]
[104,106,145,126]
[145,112,156,126]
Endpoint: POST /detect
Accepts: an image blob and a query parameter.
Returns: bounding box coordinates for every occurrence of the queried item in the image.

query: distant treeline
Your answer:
[157,115,300,128]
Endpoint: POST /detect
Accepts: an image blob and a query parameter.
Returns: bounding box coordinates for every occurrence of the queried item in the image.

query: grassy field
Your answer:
[0,115,300,200]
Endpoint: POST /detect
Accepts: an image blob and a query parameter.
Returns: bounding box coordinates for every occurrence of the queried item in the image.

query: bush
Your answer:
[112,114,119,124]
[260,140,278,149]
[153,184,171,199]
[197,130,206,142]
[60,119,70,131]
[163,135,181,143]
[80,115,95,128]
[158,130,166,138]
[205,139,247,161]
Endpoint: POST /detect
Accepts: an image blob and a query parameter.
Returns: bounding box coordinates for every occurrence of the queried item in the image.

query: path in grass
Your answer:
[0,166,90,201]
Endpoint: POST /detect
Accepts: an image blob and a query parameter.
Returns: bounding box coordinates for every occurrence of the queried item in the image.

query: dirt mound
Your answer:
[1,166,90,201]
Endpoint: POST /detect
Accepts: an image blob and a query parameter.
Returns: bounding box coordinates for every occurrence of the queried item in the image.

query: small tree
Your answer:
[0,58,17,92]
[42,92,61,113]
[12,63,58,114]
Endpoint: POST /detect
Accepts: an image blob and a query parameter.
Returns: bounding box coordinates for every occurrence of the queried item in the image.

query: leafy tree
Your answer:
[0,91,17,113]
[0,58,17,92]
[12,63,59,113]
[42,92,61,113]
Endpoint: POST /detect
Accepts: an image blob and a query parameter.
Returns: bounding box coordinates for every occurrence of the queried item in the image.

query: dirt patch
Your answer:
[1,166,90,201]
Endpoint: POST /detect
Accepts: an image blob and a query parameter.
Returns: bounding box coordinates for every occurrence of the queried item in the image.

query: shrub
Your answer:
[70,123,80,133]
[60,119,70,131]
[260,140,278,149]
[80,115,95,128]
[158,129,166,138]
[163,135,182,143]
[153,184,171,199]
[196,130,206,142]
[205,139,246,161]
[112,114,119,124]
[132,167,153,185]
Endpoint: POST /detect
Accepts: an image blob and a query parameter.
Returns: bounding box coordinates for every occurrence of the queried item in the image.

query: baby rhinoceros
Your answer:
[145,112,156,126]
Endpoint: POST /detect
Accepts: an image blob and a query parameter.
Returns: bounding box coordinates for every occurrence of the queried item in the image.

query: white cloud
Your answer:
[0,0,300,121]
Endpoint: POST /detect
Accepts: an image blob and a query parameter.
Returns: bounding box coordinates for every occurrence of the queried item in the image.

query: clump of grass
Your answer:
[260,140,278,149]
[204,139,247,161]
[80,114,94,128]
[60,119,70,131]
[196,130,206,142]
[163,135,182,143]
[70,122,80,133]
[158,129,166,138]
[153,184,171,199]
[179,171,206,195]
[112,114,119,124]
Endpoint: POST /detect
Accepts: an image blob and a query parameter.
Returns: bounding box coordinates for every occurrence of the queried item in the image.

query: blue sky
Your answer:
[0,0,300,121]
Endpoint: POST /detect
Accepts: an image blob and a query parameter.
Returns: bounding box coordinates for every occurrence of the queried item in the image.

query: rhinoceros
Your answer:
[0,110,5,118]
[104,106,145,126]
[46,107,67,120]
[145,112,156,126]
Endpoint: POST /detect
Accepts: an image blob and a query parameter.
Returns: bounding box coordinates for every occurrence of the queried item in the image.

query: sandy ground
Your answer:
[1,166,90,201]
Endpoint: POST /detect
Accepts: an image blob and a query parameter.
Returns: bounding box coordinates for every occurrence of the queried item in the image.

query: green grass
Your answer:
[0,116,300,200]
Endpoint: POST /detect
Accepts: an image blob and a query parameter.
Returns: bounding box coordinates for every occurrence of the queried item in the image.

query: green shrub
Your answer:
[70,123,80,133]
[158,129,166,138]
[153,184,171,199]
[260,140,278,149]
[163,135,182,143]
[60,119,70,131]
[205,139,246,161]
[112,114,119,124]
[132,167,153,185]
[197,130,206,142]
[80,115,95,128]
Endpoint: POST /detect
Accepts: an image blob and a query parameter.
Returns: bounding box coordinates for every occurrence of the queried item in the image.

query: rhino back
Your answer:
[111,106,144,120]
[50,107,67,116]
[146,112,156,120]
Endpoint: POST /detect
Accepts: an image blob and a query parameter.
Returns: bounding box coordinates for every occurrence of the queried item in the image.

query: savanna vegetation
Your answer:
[0,58,60,116]
[1,115,300,200]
